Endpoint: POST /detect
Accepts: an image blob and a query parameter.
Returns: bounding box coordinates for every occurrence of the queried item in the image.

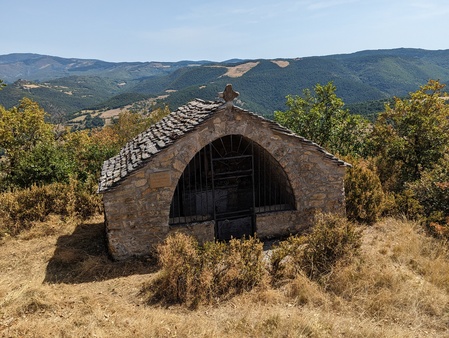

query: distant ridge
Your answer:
[1,48,449,118]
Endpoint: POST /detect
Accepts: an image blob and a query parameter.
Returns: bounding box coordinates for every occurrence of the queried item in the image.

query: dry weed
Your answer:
[271,213,362,282]
[0,180,102,237]
[328,218,449,331]
[286,273,328,307]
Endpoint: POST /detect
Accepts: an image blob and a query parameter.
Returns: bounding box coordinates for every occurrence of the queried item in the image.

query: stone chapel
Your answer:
[98,85,350,260]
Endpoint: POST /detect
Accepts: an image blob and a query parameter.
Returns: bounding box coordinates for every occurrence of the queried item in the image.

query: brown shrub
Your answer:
[270,235,305,281]
[302,213,362,281]
[0,179,102,236]
[218,235,267,294]
[151,232,202,306]
[271,213,362,283]
[146,233,267,308]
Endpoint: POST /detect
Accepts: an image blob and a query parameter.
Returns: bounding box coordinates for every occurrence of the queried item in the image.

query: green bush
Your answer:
[10,142,75,188]
[407,155,449,237]
[344,157,384,224]
[147,233,266,308]
[382,190,423,221]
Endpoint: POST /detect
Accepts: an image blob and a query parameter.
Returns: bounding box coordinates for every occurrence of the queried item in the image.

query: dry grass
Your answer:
[220,62,260,78]
[271,60,290,68]
[1,216,449,337]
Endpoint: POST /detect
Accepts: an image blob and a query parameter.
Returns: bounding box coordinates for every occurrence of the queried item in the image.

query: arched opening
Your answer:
[169,135,295,240]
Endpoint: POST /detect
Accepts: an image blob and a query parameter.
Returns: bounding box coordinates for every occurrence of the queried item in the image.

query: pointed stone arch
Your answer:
[169,134,295,240]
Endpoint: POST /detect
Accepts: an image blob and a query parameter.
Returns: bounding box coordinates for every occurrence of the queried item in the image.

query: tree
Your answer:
[368,80,449,192]
[61,106,169,181]
[110,106,169,148]
[0,98,74,188]
[0,100,170,189]
[10,142,74,187]
[0,79,5,90]
[274,82,368,156]
[0,98,54,174]
[63,128,120,181]
[408,154,449,227]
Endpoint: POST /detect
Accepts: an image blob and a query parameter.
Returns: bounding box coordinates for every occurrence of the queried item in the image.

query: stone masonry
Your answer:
[98,85,350,260]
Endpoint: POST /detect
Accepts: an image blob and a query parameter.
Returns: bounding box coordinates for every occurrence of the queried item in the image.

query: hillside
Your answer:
[0,53,213,83]
[1,216,448,337]
[1,49,449,119]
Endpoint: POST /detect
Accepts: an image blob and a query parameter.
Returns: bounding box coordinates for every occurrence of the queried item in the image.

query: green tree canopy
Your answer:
[10,142,74,187]
[368,80,449,192]
[274,82,368,156]
[0,98,54,171]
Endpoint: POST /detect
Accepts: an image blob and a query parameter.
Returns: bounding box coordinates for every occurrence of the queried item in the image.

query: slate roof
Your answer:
[98,98,349,193]
[98,99,223,192]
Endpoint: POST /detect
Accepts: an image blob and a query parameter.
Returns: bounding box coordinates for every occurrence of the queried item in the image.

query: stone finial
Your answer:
[219,84,239,103]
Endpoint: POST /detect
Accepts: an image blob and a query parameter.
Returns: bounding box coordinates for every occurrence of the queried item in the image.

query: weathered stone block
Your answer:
[168,221,214,244]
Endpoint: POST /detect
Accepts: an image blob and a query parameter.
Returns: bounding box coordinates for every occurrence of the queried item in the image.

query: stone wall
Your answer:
[103,106,347,260]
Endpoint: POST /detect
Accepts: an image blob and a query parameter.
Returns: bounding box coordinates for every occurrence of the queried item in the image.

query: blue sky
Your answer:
[2,0,449,62]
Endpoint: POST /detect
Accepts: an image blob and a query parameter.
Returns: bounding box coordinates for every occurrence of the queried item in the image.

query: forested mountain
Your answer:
[0,53,214,82]
[1,48,449,118]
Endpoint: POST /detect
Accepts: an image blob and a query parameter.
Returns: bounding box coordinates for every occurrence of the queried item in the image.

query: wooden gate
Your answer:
[209,135,255,240]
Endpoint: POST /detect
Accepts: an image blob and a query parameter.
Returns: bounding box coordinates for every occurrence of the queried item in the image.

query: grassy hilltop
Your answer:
[1,215,448,337]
